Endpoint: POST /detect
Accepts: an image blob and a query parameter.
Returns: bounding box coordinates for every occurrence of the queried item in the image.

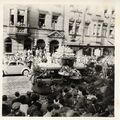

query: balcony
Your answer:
[8,24,29,36]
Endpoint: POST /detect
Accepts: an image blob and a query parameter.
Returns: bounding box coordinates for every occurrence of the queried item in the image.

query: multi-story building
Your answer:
[3,4,115,56]
[64,5,115,56]
[3,4,64,55]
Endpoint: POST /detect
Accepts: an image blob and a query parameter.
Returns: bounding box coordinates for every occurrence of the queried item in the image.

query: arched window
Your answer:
[37,39,45,49]
[5,37,12,53]
[49,40,59,55]
[24,38,32,50]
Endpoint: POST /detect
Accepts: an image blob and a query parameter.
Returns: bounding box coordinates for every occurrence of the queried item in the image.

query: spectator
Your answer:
[64,93,74,108]
[43,105,53,117]
[27,93,43,116]
[12,92,20,104]
[69,84,77,96]
[19,95,29,116]
[2,95,11,116]
[8,102,25,116]
[26,91,32,107]
[52,104,60,116]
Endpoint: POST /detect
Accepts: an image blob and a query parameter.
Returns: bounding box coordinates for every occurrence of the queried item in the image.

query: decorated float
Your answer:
[31,46,84,95]
[30,45,114,95]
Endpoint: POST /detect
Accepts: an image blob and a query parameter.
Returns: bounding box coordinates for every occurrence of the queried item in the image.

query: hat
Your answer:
[12,102,21,110]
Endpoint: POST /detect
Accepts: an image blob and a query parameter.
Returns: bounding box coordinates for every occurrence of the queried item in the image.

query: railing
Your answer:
[8,24,28,35]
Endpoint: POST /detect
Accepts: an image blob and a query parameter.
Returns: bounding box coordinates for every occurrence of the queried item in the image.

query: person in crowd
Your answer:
[27,93,43,116]
[69,84,78,97]
[12,92,21,104]
[62,87,69,97]
[19,95,29,116]
[2,95,11,116]
[36,48,39,57]
[51,104,60,116]
[8,102,25,116]
[43,105,53,117]
[64,92,74,108]
[26,91,32,107]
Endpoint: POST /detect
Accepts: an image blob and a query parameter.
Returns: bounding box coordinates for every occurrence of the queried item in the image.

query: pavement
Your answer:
[2,75,32,96]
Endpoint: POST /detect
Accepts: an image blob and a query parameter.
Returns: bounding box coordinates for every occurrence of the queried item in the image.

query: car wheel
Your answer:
[22,70,29,76]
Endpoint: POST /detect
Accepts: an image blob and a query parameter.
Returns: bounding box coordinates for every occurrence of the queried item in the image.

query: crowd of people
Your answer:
[2,62,114,117]
[2,47,114,117]
[3,48,114,69]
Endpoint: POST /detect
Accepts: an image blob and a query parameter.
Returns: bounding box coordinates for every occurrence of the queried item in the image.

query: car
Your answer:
[3,61,30,76]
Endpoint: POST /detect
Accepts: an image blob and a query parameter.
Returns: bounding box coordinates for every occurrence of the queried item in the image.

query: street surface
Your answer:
[2,75,32,96]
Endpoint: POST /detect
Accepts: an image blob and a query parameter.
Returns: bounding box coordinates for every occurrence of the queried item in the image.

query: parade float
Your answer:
[31,46,83,95]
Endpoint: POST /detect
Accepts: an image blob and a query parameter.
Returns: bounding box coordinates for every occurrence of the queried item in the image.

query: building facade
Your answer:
[64,5,115,56]
[3,5,115,56]
[3,5,64,55]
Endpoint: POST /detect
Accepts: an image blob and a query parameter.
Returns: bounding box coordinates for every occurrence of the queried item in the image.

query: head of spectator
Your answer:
[53,104,60,110]
[20,95,27,104]
[66,92,72,99]
[11,102,25,116]
[2,95,7,102]
[63,87,69,96]
[12,102,20,111]
[26,91,31,97]
[47,105,53,112]
[34,102,42,111]
[15,91,20,98]
[31,93,39,103]
[71,84,75,89]
[2,95,11,116]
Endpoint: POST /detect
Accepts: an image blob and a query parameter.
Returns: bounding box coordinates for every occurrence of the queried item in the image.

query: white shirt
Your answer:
[20,104,28,116]
[43,112,52,117]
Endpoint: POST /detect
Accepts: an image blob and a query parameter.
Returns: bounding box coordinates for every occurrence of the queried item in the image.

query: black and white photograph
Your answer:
[2,3,115,117]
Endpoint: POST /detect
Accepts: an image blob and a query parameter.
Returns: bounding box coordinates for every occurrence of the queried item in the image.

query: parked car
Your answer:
[3,61,30,76]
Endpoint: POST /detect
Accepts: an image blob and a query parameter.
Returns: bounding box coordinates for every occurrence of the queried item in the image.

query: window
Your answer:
[69,22,74,34]
[10,9,14,25]
[5,38,12,53]
[75,23,80,35]
[83,47,91,56]
[52,15,58,29]
[102,23,108,37]
[97,24,101,36]
[52,15,58,24]
[93,24,97,36]
[17,9,25,25]
[109,29,114,38]
[84,23,89,36]
[38,13,46,28]
[102,27,107,37]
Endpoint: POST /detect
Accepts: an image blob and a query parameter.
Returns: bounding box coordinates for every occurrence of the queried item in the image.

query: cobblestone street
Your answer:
[2,75,32,96]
